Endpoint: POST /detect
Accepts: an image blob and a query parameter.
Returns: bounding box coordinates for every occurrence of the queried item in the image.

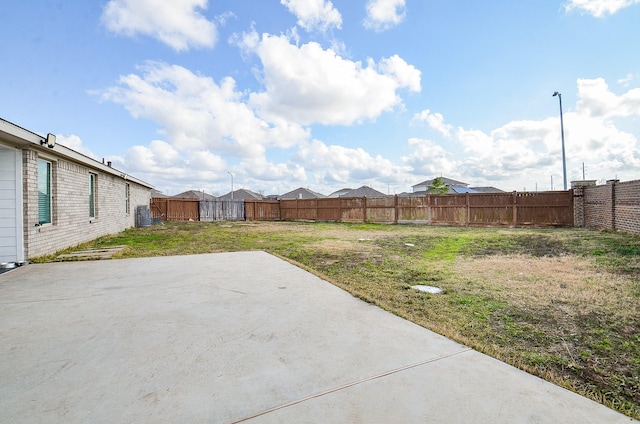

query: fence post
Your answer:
[427,194,432,224]
[512,191,517,227]
[569,190,575,227]
[611,180,617,231]
[394,194,399,224]
[363,196,367,223]
[465,192,470,226]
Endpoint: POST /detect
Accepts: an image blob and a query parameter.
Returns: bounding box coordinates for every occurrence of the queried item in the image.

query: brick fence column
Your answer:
[607,179,619,231]
[571,180,596,228]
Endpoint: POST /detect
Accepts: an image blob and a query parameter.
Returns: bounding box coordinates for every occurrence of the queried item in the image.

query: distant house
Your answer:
[218,188,263,201]
[333,186,388,198]
[151,189,168,198]
[172,190,216,201]
[328,188,353,198]
[0,118,153,263]
[411,177,504,195]
[412,177,469,194]
[279,187,326,200]
[469,186,505,194]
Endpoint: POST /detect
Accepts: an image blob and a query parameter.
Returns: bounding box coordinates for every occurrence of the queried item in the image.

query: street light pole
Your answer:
[553,91,567,190]
[227,171,234,200]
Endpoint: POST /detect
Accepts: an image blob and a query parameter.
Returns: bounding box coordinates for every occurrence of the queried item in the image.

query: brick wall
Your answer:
[23,149,151,258]
[571,180,596,227]
[573,179,640,235]
[614,179,640,235]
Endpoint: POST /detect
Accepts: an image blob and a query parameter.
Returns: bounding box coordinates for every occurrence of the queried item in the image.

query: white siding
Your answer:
[0,145,23,263]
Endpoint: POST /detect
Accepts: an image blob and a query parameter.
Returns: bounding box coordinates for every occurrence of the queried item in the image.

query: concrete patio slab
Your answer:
[0,252,636,423]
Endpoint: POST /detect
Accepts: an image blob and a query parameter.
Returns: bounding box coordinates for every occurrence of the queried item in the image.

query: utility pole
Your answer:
[553,91,567,190]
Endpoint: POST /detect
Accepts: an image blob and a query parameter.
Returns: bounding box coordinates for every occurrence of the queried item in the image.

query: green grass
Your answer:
[33,221,640,419]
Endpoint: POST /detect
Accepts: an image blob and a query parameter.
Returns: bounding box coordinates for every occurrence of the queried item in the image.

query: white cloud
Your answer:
[57,134,100,160]
[576,77,640,119]
[413,109,453,138]
[364,0,406,31]
[121,140,185,173]
[402,138,456,176]
[239,156,307,183]
[564,0,640,17]
[617,73,635,87]
[281,0,342,32]
[296,139,407,185]
[101,0,217,51]
[109,140,233,194]
[96,61,309,158]
[242,32,421,125]
[378,55,421,93]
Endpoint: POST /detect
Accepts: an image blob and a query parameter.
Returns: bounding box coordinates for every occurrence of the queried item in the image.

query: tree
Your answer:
[428,177,449,194]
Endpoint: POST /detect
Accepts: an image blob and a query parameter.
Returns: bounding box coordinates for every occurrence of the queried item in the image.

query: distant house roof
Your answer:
[279,187,326,200]
[172,190,217,200]
[408,185,506,195]
[339,186,387,198]
[397,191,416,197]
[412,177,469,189]
[218,188,263,201]
[451,186,476,194]
[470,186,505,193]
[151,189,168,198]
[328,188,353,198]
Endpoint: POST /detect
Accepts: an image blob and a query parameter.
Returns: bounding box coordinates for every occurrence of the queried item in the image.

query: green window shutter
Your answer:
[89,173,96,218]
[37,160,51,225]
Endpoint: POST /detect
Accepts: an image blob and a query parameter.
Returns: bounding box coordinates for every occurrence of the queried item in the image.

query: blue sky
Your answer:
[1,0,639,195]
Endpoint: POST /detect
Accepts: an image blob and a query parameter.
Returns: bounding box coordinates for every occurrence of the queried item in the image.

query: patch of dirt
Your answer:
[309,239,380,253]
[453,255,635,313]
[461,234,570,257]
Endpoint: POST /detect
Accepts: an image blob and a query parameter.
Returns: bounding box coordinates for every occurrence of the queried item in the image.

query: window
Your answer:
[125,183,130,214]
[89,173,97,218]
[37,159,52,225]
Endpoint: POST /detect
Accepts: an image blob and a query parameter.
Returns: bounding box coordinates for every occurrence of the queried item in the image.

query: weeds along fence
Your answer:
[151,198,245,222]
[245,191,574,227]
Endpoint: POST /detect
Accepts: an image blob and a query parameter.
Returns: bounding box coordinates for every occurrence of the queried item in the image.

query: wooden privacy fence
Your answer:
[151,198,199,221]
[246,191,574,227]
[199,200,245,222]
[151,198,245,222]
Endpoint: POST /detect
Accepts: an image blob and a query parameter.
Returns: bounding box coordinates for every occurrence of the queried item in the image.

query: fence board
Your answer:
[397,196,430,222]
[245,200,280,221]
[340,197,366,222]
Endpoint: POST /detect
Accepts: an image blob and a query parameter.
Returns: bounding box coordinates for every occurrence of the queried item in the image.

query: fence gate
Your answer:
[200,200,245,221]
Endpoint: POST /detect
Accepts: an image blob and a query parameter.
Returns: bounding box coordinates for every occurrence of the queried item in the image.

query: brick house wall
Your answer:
[573,179,640,235]
[23,148,151,258]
